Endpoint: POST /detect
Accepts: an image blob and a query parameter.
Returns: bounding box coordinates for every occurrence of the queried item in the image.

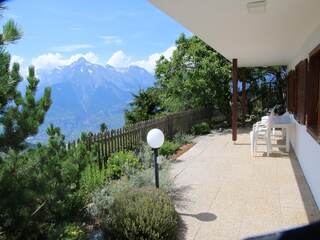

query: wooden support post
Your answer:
[232,59,238,142]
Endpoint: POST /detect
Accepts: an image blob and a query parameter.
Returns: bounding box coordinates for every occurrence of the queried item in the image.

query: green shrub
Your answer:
[136,142,153,169]
[59,223,86,240]
[0,126,96,239]
[173,132,194,145]
[89,164,176,220]
[79,164,108,203]
[106,151,142,179]
[159,141,180,157]
[192,122,211,135]
[129,163,174,195]
[88,177,133,220]
[105,188,179,240]
[48,223,86,240]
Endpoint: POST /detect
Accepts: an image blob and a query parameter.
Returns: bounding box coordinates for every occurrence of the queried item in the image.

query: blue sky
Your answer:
[3,0,190,73]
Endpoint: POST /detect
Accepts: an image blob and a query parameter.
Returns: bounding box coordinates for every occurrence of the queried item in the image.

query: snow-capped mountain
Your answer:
[32,58,155,142]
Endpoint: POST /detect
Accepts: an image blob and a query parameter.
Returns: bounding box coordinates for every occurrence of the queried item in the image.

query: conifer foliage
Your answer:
[0,1,51,152]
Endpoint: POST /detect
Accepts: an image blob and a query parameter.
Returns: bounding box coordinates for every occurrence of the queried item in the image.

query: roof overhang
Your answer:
[148,0,320,67]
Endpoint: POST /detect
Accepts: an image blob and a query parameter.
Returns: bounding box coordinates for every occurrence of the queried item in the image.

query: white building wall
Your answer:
[289,116,320,208]
[288,24,320,208]
[288,24,320,69]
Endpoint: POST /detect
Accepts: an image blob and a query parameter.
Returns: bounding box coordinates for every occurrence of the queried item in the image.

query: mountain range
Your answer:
[29,58,155,142]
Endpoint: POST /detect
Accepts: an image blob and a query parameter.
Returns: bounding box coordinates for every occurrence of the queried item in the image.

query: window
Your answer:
[295,59,308,124]
[306,46,320,141]
[287,45,320,141]
[287,70,297,115]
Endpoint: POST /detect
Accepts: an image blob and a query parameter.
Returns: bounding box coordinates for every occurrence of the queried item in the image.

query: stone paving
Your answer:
[172,129,320,240]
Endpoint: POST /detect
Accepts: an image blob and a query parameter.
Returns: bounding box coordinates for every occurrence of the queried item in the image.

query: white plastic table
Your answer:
[268,114,294,153]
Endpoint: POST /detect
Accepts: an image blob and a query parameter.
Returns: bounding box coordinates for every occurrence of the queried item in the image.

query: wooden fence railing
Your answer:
[67,108,216,164]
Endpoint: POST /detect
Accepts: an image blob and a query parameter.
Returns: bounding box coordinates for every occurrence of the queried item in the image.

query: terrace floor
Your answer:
[172,129,320,240]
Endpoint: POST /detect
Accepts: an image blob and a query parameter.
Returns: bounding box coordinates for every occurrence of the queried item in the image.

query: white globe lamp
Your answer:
[146,128,165,188]
[147,128,164,149]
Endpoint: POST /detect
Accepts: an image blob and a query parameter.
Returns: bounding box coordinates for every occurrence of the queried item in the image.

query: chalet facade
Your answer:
[149,0,320,207]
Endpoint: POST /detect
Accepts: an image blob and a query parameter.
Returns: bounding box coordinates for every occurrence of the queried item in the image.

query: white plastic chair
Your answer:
[250,118,272,157]
[261,116,276,135]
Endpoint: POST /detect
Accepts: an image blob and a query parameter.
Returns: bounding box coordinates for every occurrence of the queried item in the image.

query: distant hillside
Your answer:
[28,58,155,143]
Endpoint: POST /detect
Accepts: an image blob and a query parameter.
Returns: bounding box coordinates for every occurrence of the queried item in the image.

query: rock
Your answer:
[88,228,105,240]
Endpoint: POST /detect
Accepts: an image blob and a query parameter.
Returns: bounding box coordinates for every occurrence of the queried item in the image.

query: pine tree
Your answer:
[100,122,108,133]
[0,1,51,152]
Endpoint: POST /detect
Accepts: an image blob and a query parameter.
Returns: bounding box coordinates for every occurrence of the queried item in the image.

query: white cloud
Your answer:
[5,13,20,20]
[132,46,176,72]
[67,52,99,64]
[32,52,98,70]
[106,46,176,73]
[50,44,93,52]
[10,55,28,76]
[30,45,176,73]
[101,35,123,45]
[11,55,24,65]
[106,50,132,68]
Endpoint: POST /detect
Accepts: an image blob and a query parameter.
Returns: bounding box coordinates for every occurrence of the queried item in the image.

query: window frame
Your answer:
[295,59,308,125]
[287,70,297,115]
[306,46,320,142]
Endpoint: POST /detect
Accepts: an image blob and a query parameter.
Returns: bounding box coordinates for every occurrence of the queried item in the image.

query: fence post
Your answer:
[167,115,173,139]
[106,131,111,158]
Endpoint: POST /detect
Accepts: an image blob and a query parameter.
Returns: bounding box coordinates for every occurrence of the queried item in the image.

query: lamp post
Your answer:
[147,128,164,188]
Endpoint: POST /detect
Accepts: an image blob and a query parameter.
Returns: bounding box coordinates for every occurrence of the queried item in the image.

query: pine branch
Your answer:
[1,19,22,44]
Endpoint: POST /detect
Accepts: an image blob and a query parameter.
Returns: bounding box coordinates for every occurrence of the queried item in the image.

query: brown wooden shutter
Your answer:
[295,59,308,124]
[287,71,292,112]
[305,63,311,126]
[287,70,297,114]
[307,48,320,140]
[294,69,298,117]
